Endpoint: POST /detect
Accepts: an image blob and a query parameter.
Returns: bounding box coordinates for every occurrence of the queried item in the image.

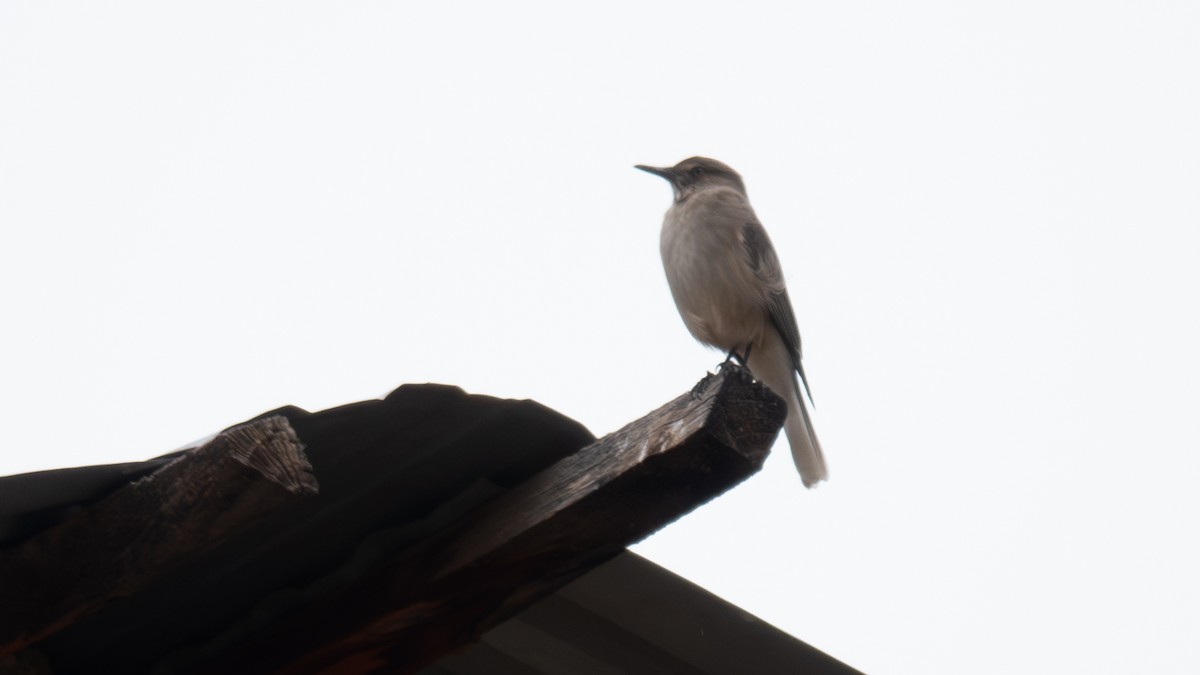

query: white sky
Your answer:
[2,2,1198,673]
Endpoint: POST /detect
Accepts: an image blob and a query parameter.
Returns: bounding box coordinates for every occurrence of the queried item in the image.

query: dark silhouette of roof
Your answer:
[0,370,861,674]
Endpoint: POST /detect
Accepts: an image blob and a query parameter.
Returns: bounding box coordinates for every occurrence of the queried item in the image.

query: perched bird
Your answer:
[636,157,827,487]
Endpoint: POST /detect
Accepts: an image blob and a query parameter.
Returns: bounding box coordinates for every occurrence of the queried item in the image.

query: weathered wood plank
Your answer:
[0,416,315,655]
[27,386,595,675]
[205,365,785,675]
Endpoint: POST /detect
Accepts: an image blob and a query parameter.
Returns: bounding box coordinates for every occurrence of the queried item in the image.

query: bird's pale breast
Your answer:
[660,189,770,351]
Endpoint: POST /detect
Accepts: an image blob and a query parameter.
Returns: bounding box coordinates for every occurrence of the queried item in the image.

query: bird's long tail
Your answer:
[750,332,827,488]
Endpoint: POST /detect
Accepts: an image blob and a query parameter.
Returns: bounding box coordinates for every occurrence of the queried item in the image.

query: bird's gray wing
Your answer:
[740,221,815,406]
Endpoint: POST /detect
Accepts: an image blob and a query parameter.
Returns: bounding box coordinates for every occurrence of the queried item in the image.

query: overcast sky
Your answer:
[3,2,1198,673]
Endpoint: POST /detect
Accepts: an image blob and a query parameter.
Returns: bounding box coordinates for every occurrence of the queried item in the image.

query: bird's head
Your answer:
[635,156,746,203]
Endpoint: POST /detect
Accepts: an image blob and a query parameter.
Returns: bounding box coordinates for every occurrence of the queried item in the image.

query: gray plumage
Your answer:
[637,157,827,487]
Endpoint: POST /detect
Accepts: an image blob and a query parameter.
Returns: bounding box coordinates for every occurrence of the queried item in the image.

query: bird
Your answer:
[636,157,827,487]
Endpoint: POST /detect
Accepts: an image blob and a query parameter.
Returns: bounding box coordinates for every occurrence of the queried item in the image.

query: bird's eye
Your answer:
[690,166,705,177]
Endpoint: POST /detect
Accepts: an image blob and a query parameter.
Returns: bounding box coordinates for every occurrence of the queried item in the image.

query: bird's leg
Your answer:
[722,343,753,367]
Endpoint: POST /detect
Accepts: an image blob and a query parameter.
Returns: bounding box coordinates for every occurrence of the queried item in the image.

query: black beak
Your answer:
[635,164,674,181]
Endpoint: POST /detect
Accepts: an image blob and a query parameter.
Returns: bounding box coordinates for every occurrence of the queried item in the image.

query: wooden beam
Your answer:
[204,365,785,674]
[0,416,315,655]
[19,385,595,675]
